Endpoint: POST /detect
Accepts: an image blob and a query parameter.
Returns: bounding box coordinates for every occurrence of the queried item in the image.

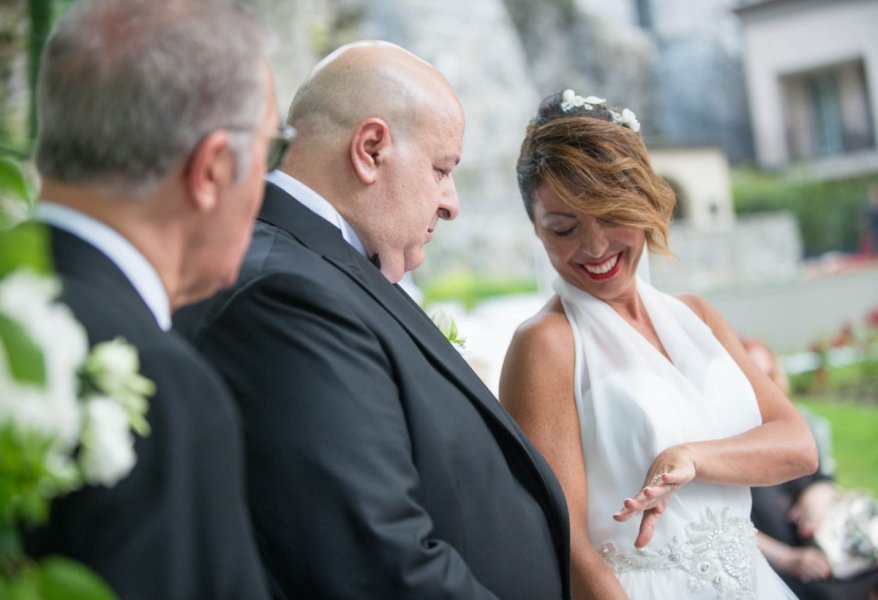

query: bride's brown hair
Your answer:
[516,91,676,255]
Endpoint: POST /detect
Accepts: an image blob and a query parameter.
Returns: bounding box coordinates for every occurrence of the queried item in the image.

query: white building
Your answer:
[735,0,878,175]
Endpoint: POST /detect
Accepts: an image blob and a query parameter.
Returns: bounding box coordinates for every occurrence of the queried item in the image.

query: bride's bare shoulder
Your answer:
[501,296,575,413]
[508,295,573,356]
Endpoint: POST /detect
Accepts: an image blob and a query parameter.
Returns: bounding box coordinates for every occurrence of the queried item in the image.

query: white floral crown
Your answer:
[560,89,641,133]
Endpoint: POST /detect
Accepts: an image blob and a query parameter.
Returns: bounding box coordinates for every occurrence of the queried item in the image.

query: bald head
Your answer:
[287,41,460,141]
[282,41,464,283]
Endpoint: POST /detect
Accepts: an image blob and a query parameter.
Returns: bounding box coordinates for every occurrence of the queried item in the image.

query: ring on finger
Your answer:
[651,473,664,486]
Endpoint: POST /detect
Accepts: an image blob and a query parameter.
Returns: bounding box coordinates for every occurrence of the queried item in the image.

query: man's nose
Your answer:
[437,177,460,221]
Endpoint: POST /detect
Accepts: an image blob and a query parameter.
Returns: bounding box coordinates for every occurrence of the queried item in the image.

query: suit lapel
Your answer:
[259,183,515,427]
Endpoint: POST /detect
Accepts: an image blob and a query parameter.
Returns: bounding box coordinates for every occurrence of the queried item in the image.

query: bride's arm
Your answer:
[615,294,818,546]
[673,293,818,484]
[500,301,628,600]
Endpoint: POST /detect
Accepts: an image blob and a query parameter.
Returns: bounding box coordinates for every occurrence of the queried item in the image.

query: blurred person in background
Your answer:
[744,339,878,600]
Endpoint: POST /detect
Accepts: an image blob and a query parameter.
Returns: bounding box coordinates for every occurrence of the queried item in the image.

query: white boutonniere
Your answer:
[430,308,466,350]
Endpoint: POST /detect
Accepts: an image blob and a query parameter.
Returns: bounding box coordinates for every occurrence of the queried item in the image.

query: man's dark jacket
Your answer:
[174,182,572,599]
[26,226,269,600]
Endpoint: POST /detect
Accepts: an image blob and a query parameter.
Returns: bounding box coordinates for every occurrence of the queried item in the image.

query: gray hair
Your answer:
[36,0,267,196]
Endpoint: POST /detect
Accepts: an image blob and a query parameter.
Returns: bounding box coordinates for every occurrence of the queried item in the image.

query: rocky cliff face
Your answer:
[648,0,754,162]
[248,0,545,281]
[504,0,657,132]
[361,0,542,281]
[240,0,757,285]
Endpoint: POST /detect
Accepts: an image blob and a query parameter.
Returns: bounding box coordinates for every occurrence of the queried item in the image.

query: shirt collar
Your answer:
[34,201,172,331]
[265,169,367,257]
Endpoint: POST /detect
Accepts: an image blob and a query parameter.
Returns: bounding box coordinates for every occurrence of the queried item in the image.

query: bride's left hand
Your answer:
[612,445,697,548]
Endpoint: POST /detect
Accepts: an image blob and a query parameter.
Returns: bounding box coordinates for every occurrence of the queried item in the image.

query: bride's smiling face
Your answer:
[533,185,645,303]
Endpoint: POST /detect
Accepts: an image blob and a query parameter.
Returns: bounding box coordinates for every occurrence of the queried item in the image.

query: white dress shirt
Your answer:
[266,170,428,298]
[265,170,368,257]
[35,202,172,331]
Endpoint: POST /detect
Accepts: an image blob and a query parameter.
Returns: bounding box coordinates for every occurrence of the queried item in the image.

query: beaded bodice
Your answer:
[601,508,758,599]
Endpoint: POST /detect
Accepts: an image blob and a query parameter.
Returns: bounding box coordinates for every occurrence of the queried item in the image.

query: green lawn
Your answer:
[795,397,878,495]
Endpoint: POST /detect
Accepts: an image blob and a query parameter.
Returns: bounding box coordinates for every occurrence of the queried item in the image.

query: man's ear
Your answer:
[185,130,235,212]
[350,118,391,185]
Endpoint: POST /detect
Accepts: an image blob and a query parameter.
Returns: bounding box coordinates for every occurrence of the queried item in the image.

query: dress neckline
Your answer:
[555,276,678,370]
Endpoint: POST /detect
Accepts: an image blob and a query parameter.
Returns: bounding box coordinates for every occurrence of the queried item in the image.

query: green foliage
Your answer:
[788,309,878,397]
[0,425,70,528]
[421,271,538,311]
[28,0,53,142]
[0,224,127,599]
[732,167,878,257]
[34,556,117,600]
[0,224,50,392]
[790,359,878,397]
[0,223,51,278]
[0,314,45,386]
[0,553,117,600]
[0,158,30,204]
[0,157,35,228]
[795,399,878,496]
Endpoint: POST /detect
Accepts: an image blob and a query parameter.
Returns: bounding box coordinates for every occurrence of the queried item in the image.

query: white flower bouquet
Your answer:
[0,224,154,599]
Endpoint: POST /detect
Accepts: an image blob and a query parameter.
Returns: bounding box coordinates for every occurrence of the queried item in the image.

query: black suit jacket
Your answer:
[174,182,572,599]
[25,227,269,600]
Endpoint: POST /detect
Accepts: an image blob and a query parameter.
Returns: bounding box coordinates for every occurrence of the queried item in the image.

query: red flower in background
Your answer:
[809,339,827,355]
[831,322,856,348]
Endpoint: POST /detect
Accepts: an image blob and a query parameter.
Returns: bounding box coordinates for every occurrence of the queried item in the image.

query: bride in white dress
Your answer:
[500,89,818,599]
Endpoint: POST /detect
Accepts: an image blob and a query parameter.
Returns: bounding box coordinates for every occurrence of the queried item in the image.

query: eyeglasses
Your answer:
[267,124,296,172]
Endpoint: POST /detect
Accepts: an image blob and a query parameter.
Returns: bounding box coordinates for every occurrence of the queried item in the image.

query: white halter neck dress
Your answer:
[554,276,796,599]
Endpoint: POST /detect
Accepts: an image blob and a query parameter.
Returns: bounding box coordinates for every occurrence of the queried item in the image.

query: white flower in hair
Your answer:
[559,89,641,133]
[561,89,606,112]
[621,108,641,132]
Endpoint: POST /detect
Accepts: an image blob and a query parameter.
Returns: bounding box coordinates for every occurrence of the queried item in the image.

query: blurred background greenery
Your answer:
[734,169,878,257]
[798,398,878,494]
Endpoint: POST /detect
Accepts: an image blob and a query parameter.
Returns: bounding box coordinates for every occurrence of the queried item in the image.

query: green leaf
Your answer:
[0,555,41,600]
[0,313,46,386]
[0,158,31,205]
[0,518,24,561]
[37,556,118,600]
[0,223,53,279]
[0,158,33,229]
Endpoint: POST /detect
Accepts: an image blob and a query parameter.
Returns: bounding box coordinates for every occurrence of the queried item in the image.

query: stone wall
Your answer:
[358,0,544,282]
[703,264,878,354]
[650,211,803,294]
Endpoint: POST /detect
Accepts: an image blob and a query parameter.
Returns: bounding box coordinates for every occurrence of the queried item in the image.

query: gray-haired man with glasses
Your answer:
[24,0,278,597]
